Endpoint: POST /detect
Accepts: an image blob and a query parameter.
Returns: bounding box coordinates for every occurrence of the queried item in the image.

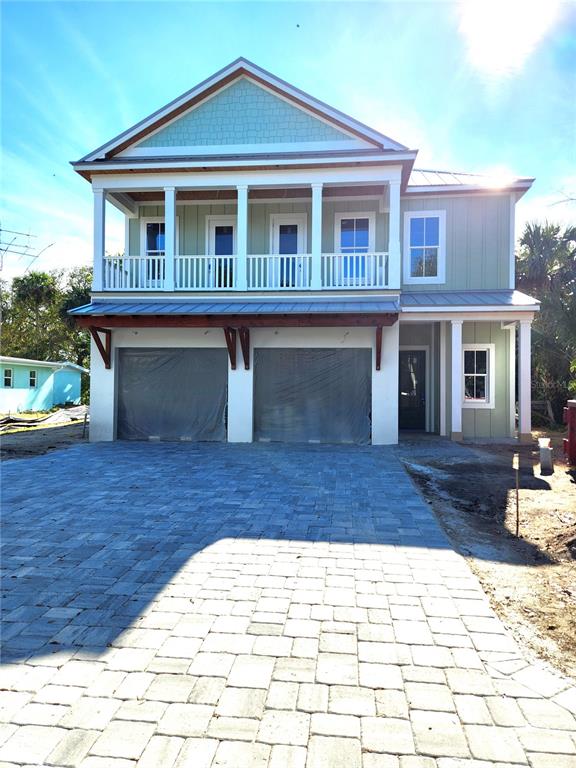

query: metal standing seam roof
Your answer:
[400,290,539,308]
[407,169,534,189]
[69,299,401,316]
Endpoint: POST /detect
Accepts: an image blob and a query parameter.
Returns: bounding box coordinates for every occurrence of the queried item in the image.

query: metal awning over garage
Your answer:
[70,298,399,373]
[70,298,400,317]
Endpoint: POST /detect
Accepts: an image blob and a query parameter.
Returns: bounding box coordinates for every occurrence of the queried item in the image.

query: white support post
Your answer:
[93,189,105,291]
[450,319,463,440]
[509,324,516,437]
[372,322,400,445]
[236,185,248,291]
[387,180,401,289]
[439,321,447,436]
[227,351,254,443]
[518,319,532,443]
[164,186,176,291]
[311,183,323,290]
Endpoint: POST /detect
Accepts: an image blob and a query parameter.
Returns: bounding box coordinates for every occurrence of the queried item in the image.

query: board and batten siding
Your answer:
[444,321,513,439]
[128,201,390,255]
[401,194,512,291]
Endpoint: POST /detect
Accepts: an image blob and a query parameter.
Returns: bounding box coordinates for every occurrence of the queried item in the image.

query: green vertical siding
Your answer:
[400,320,512,439]
[461,321,511,438]
[129,200,389,255]
[401,194,512,291]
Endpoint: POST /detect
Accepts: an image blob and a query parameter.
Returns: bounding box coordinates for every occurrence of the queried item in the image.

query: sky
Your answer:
[1,0,575,280]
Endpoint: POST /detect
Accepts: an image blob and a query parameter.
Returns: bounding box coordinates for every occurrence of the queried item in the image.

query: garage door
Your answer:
[117,348,227,441]
[254,348,371,444]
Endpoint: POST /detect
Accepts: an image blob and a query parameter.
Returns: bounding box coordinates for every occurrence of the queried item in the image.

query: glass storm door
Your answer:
[398,350,426,430]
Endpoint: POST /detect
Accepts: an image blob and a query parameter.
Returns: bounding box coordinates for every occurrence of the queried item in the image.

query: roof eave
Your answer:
[76,58,409,164]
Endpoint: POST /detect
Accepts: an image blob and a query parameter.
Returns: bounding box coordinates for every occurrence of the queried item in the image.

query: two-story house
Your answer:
[70,58,538,445]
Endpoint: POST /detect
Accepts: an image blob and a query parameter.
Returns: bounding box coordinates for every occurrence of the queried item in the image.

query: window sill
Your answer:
[463,400,495,410]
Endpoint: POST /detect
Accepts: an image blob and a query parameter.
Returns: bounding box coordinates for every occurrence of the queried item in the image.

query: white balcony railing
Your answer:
[321,252,389,289]
[176,256,236,290]
[102,251,392,291]
[103,252,165,290]
[247,254,312,290]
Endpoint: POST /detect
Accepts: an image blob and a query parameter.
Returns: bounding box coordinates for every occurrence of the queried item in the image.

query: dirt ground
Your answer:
[401,430,576,680]
[0,421,88,460]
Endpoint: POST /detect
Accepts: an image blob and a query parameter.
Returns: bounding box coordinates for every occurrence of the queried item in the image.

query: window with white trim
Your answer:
[462,344,495,409]
[29,370,37,388]
[3,369,13,388]
[403,210,446,284]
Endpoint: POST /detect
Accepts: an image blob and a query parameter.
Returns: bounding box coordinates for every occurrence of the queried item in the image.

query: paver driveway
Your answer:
[1,443,575,768]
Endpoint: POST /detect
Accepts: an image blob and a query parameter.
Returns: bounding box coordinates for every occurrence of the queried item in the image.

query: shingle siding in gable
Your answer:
[138,79,351,148]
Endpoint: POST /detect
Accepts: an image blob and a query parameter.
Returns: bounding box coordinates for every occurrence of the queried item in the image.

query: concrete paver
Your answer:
[2,442,576,766]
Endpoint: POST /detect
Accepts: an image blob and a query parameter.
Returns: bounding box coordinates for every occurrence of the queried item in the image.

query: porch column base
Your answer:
[518,432,532,445]
[451,431,463,442]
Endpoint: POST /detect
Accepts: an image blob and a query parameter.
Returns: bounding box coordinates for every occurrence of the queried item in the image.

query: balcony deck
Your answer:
[102,252,392,291]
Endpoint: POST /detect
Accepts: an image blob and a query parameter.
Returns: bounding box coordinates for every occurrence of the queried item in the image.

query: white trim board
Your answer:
[269,213,308,254]
[462,342,496,410]
[79,58,409,162]
[403,209,446,285]
[333,211,376,253]
[205,215,237,255]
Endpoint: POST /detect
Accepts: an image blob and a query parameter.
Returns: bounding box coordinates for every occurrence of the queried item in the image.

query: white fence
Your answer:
[321,252,389,289]
[176,256,236,290]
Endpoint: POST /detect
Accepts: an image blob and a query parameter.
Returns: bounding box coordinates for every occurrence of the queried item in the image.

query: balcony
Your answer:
[101,252,393,291]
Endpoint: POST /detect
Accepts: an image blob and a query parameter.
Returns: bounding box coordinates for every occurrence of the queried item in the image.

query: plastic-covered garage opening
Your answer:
[117,348,227,440]
[254,348,371,444]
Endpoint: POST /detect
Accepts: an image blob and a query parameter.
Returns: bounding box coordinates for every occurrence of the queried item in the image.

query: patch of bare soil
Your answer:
[403,433,576,680]
[0,421,88,460]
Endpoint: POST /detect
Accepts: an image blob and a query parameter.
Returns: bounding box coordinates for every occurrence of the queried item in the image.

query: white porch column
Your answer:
[518,319,532,442]
[439,321,447,436]
[227,354,253,443]
[93,189,105,291]
[236,185,248,290]
[311,182,323,290]
[372,322,400,445]
[164,186,176,291]
[450,319,463,440]
[387,180,401,289]
[89,334,115,441]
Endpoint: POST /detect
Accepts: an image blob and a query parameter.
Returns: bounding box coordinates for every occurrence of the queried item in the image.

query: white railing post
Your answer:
[236,185,248,290]
[451,319,463,440]
[519,319,532,442]
[311,182,323,290]
[164,186,176,291]
[387,180,401,288]
[93,189,105,291]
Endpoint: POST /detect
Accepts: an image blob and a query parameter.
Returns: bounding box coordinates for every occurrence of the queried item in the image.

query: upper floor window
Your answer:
[29,370,37,388]
[3,369,13,388]
[145,222,165,256]
[462,344,495,409]
[335,213,375,253]
[403,210,446,284]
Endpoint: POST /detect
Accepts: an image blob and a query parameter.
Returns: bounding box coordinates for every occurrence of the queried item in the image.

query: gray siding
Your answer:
[401,194,512,291]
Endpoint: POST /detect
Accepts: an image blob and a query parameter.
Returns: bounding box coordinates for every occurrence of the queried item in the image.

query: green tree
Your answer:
[1,268,92,370]
[516,222,576,424]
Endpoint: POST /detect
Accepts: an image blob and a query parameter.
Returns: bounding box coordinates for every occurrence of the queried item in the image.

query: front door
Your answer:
[399,350,426,430]
[271,215,307,287]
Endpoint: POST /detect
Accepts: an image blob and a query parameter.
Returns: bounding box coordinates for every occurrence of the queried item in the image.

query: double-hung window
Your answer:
[335,213,375,282]
[403,210,446,284]
[3,369,13,388]
[462,344,495,409]
[29,370,37,388]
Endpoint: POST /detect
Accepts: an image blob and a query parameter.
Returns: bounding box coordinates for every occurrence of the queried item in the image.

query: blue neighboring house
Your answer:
[0,356,88,413]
